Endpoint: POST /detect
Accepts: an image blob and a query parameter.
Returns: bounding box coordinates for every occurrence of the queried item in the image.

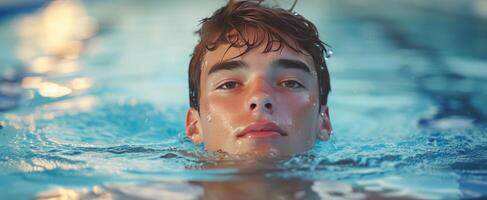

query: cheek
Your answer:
[206,94,244,117]
[200,94,246,130]
[276,92,319,126]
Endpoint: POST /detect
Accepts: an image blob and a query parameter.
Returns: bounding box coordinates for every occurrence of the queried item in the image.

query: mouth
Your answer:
[237,121,287,139]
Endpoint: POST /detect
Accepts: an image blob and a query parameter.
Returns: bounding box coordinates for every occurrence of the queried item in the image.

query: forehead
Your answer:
[202,43,315,74]
[200,28,315,74]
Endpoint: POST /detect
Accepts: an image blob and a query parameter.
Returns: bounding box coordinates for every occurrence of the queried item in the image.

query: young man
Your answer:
[186,0,332,157]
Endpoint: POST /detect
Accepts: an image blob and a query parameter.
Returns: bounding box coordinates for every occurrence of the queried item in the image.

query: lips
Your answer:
[237,121,287,139]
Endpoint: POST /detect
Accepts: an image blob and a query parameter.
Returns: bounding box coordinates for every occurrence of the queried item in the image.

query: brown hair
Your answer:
[188,0,331,111]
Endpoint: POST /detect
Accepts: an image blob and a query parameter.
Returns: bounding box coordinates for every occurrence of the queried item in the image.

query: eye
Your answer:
[279,80,304,89]
[216,81,240,90]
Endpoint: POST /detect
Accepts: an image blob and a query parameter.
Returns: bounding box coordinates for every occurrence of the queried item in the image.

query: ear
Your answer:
[317,105,332,141]
[186,108,203,144]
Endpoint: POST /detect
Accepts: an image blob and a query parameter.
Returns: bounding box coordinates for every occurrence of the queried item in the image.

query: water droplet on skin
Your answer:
[325,50,333,60]
[206,113,212,122]
[268,148,280,158]
[283,118,293,129]
[232,126,243,138]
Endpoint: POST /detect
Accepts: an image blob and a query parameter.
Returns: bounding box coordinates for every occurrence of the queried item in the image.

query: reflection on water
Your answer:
[19,158,83,173]
[35,173,426,200]
[69,78,93,91]
[10,0,97,105]
[34,172,405,200]
[16,0,96,60]
[37,82,72,98]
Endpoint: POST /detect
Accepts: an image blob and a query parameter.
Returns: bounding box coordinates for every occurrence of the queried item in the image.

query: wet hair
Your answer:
[188,0,331,111]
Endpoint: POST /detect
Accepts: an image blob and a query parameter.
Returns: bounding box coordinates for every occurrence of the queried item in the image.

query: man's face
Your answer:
[186,38,331,157]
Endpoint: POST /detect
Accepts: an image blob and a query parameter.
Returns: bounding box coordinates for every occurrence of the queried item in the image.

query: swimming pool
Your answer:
[1,0,487,199]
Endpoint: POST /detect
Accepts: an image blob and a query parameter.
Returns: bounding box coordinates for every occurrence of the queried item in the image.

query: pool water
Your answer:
[1,0,487,199]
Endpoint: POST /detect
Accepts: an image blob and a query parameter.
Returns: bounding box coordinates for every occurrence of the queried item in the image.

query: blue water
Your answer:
[1,0,487,199]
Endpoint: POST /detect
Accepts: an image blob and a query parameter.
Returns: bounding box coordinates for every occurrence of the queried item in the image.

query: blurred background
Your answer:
[0,0,486,199]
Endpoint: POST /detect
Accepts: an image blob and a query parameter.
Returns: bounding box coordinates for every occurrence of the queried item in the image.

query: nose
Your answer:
[247,81,274,114]
[249,99,273,112]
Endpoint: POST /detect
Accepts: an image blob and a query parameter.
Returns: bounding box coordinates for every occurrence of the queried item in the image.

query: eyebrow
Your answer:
[207,59,312,76]
[271,59,311,74]
[208,60,248,75]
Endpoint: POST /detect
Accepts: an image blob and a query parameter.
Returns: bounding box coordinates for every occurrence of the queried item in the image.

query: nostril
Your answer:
[265,103,272,110]
[250,103,257,110]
